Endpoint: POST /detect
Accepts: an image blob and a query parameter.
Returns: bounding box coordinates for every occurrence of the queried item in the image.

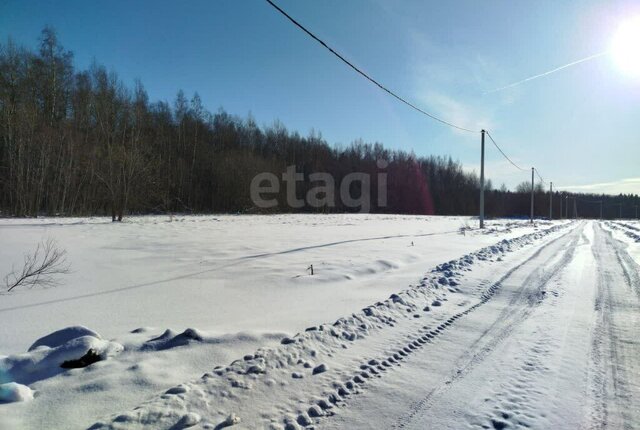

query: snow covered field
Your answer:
[1,215,638,429]
[606,220,640,263]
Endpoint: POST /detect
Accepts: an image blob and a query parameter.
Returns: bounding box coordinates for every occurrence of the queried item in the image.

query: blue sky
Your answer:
[1,0,639,194]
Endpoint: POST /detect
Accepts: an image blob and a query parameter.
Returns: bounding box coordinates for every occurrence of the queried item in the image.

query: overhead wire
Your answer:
[484,131,528,172]
[485,131,548,187]
[266,0,558,190]
[264,0,478,133]
[534,168,547,186]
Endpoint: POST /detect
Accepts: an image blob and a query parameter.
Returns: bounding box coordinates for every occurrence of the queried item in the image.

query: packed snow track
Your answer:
[326,221,640,430]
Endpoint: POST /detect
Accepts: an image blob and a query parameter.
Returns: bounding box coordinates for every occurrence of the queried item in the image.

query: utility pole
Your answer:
[600,201,603,220]
[549,182,553,220]
[559,194,563,220]
[479,130,485,229]
[530,167,534,223]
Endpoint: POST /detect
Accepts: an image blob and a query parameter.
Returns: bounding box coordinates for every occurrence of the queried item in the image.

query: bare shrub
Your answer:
[4,238,70,292]
[458,220,472,236]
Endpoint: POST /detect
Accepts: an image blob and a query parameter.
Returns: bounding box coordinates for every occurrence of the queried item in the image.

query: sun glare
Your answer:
[611,15,640,77]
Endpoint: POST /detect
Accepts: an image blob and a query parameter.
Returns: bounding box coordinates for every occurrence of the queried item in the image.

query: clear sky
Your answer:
[1,0,638,195]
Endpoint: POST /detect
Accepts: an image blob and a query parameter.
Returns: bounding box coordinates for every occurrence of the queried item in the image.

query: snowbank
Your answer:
[0,382,33,403]
[28,325,102,351]
[1,326,123,386]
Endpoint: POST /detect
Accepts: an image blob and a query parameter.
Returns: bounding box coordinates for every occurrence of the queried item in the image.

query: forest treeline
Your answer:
[1,29,638,220]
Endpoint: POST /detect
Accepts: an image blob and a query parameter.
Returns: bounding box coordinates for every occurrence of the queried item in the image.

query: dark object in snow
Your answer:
[389,294,407,305]
[165,386,188,395]
[308,405,324,417]
[363,307,375,316]
[60,348,101,369]
[432,300,442,307]
[312,363,328,375]
[245,364,265,374]
[308,264,314,275]
[297,413,313,426]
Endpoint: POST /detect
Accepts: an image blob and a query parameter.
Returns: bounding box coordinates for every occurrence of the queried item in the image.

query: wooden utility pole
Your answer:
[549,182,553,220]
[479,130,485,229]
[600,201,603,220]
[530,167,534,223]
[559,194,563,219]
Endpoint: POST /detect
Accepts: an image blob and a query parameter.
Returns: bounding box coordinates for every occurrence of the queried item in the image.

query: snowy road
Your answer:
[327,221,640,429]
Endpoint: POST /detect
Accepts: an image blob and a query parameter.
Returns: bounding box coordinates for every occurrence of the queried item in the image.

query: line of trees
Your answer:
[1,29,638,220]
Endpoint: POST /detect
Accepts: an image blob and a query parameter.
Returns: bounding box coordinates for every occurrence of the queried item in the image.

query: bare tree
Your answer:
[515,181,544,194]
[2,27,639,219]
[4,238,70,292]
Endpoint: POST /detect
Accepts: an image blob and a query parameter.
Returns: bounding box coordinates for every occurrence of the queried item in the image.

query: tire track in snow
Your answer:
[457,227,592,429]
[263,223,566,429]
[587,223,640,430]
[310,224,580,430]
[392,222,584,429]
[607,221,640,244]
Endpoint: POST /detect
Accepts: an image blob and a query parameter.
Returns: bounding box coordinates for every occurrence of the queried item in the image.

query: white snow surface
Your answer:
[0,214,552,354]
[0,214,574,428]
[605,220,640,265]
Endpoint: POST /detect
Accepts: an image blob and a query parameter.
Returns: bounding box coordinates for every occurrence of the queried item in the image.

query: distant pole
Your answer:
[530,167,534,223]
[549,182,553,220]
[565,195,569,218]
[600,201,603,220]
[559,194,563,219]
[479,130,485,229]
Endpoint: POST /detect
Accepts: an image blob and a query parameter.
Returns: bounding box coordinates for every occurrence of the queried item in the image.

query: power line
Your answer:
[485,131,547,186]
[484,131,528,172]
[266,0,558,212]
[264,0,478,133]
